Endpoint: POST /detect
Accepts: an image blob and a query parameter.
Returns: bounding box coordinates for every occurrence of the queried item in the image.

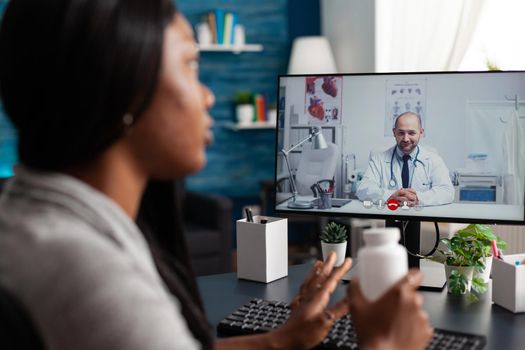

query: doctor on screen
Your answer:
[356,112,454,207]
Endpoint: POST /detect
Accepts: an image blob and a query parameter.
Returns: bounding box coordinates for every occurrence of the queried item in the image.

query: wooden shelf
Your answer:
[224,121,276,131]
[198,44,263,54]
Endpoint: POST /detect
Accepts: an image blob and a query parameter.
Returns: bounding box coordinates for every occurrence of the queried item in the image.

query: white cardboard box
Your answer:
[492,254,525,313]
[236,216,288,283]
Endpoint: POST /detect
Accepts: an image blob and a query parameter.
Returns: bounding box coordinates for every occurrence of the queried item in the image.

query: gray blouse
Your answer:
[0,166,200,350]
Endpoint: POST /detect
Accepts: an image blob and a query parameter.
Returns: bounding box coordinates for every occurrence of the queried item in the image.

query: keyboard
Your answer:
[217,298,487,350]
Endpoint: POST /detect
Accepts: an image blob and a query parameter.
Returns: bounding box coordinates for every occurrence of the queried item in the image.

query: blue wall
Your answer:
[0,1,17,178]
[0,103,16,178]
[0,0,322,199]
[177,0,289,198]
[288,0,320,40]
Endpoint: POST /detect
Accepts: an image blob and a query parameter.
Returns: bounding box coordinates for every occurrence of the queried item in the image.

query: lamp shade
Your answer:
[313,131,328,150]
[288,36,337,74]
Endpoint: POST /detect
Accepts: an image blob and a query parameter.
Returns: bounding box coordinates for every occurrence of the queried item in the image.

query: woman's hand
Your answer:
[348,269,434,350]
[272,252,353,350]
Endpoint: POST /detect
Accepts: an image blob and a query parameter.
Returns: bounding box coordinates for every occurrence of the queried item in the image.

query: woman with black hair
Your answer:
[0,0,432,349]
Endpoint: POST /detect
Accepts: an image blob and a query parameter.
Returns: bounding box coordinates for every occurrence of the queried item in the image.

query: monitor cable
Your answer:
[400,221,440,259]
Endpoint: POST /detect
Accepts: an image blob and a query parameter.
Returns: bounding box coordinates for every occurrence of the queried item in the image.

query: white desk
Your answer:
[276,195,523,222]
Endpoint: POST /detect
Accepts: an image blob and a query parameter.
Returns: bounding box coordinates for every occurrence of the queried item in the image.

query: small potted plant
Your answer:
[455,224,506,282]
[320,222,348,267]
[234,91,254,125]
[430,233,488,302]
[267,101,277,125]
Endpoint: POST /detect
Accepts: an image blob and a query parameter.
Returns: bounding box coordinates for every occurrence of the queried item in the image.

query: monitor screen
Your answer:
[274,71,525,225]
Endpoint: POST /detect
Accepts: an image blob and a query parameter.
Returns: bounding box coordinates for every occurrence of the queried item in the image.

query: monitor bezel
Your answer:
[273,70,525,226]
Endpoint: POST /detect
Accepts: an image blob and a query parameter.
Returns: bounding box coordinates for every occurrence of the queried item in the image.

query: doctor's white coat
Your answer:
[356,145,454,206]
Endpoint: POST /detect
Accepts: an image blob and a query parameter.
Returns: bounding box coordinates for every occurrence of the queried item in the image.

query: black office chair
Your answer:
[0,284,44,349]
[138,179,233,276]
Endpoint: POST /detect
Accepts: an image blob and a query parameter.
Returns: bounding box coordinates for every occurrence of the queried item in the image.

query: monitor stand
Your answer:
[341,220,446,290]
[385,220,446,291]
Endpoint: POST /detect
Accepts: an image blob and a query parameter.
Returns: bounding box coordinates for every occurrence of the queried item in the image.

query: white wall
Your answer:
[321,0,375,73]
[281,72,525,174]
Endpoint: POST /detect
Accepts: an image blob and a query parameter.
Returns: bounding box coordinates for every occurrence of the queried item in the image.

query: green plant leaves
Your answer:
[320,222,347,244]
[496,236,508,252]
[430,224,500,303]
[456,224,507,254]
[448,269,484,303]
[448,270,469,295]
[430,224,502,303]
[437,225,506,267]
[457,224,495,241]
[466,292,479,304]
[471,276,488,295]
[233,91,253,105]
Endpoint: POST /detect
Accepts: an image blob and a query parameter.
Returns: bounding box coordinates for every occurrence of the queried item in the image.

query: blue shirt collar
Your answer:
[395,145,419,161]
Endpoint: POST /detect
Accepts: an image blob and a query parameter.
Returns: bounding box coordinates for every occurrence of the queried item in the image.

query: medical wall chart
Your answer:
[385,79,427,136]
[304,76,343,126]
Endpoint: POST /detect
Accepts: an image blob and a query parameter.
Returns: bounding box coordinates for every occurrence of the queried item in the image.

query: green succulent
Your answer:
[320,222,347,244]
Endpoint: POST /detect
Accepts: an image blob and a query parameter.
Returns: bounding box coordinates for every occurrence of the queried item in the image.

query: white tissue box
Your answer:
[236,216,288,283]
[492,254,525,313]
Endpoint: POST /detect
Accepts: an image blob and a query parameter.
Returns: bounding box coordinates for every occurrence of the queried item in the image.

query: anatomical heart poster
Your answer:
[304,76,343,125]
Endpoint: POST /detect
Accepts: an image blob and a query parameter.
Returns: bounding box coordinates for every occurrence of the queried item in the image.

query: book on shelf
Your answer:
[215,9,224,44]
[254,94,267,123]
[201,9,240,46]
[223,13,232,46]
[206,12,217,44]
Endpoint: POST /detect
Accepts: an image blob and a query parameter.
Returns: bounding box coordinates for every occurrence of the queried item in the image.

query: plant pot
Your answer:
[321,241,347,267]
[267,109,277,124]
[444,265,474,294]
[236,104,254,125]
[474,256,493,283]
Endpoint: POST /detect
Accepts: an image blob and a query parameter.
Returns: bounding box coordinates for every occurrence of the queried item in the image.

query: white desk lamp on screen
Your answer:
[281,127,327,209]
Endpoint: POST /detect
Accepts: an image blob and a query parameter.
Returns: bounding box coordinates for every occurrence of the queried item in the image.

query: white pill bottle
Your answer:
[357,227,408,301]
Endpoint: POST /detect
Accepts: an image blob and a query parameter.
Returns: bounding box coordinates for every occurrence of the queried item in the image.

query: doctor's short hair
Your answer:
[393,112,422,129]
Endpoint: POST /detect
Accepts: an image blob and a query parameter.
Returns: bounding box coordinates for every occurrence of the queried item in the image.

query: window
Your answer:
[459,0,525,71]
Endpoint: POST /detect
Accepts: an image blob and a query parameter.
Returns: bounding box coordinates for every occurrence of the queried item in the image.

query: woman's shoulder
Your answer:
[0,185,105,255]
[0,195,125,287]
[0,175,152,296]
[0,169,150,268]
[0,185,200,350]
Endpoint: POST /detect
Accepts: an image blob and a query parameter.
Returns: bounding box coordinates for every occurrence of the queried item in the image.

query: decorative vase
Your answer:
[321,241,347,267]
[236,104,254,125]
[444,265,475,294]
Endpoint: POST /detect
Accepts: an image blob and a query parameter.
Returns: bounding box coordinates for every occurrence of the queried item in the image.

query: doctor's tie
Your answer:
[401,155,410,188]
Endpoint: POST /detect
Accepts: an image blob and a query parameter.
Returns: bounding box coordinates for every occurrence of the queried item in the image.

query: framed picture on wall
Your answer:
[303,76,343,126]
[384,79,427,135]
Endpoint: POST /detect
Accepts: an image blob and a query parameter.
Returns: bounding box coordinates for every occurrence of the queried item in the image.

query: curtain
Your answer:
[467,102,525,205]
[375,0,486,72]
[502,109,525,205]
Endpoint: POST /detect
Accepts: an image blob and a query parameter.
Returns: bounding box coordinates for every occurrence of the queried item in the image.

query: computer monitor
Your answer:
[273,71,525,283]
